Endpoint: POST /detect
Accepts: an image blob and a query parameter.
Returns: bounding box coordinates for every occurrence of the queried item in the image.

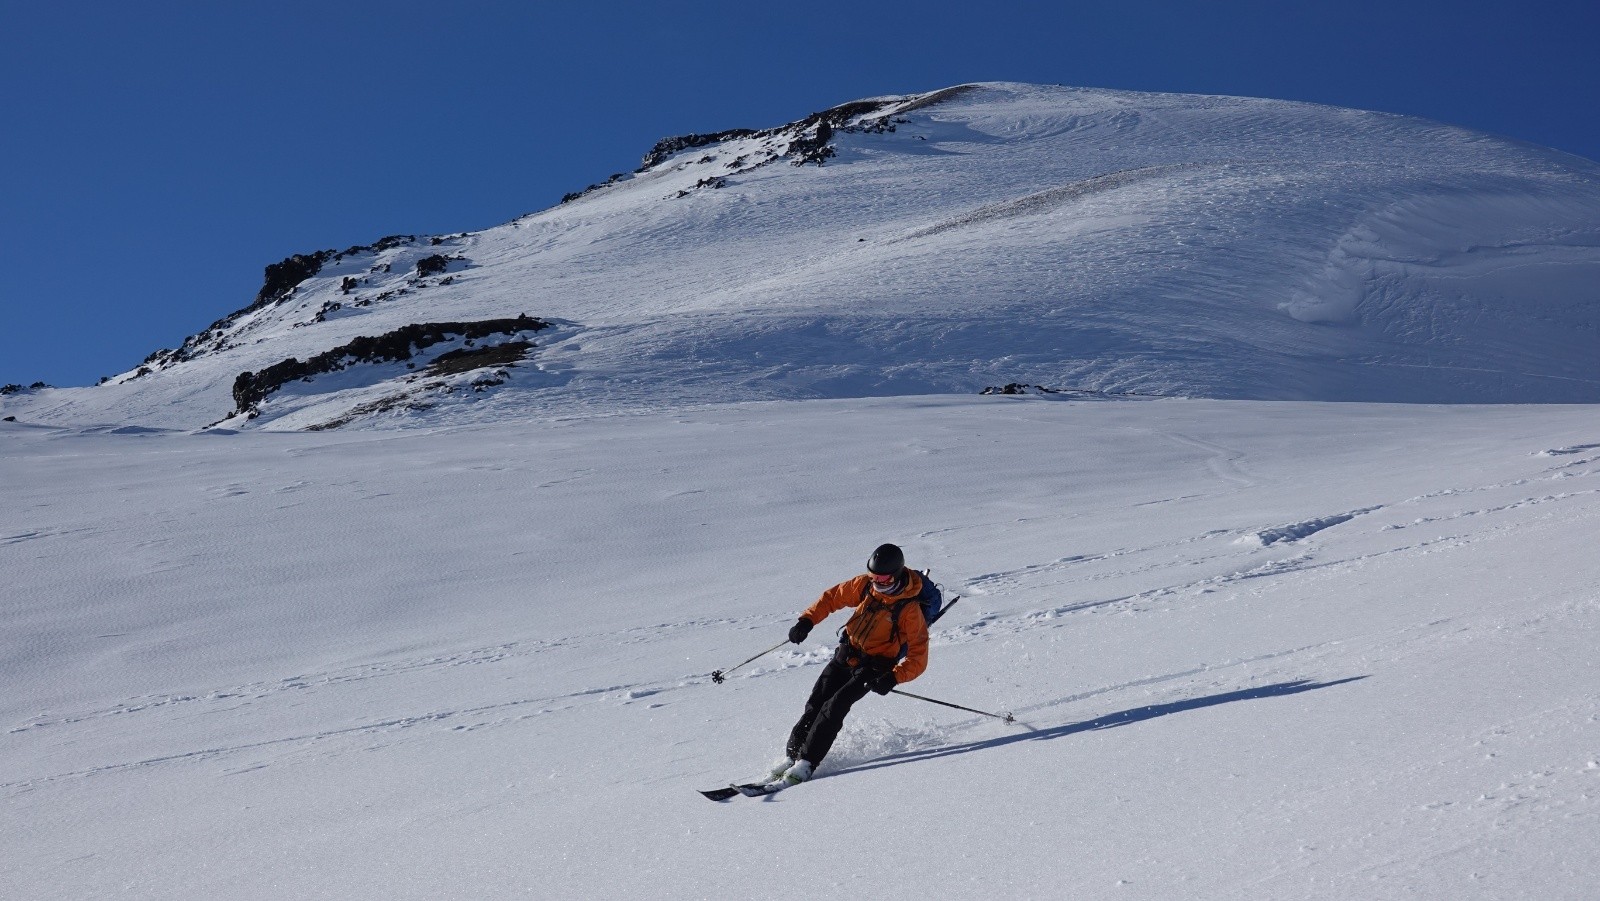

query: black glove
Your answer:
[868,672,897,695]
[788,618,813,644]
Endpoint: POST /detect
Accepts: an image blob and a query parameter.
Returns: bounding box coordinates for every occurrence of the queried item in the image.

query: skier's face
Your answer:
[869,571,898,589]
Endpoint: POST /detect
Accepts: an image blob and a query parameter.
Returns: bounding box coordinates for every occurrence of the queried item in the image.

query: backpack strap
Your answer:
[841,580,918,663]
[861,579,920,645]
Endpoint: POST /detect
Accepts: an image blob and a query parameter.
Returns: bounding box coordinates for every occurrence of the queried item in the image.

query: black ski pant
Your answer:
[786,656,878,765]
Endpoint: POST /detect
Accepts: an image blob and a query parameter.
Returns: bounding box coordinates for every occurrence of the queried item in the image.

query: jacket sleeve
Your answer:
[890,602,929,683]
[801,577,862,626]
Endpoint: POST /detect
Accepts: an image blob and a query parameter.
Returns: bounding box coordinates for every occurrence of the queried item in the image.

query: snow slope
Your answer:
[6,83,1600,431]
[3,398,1598,899]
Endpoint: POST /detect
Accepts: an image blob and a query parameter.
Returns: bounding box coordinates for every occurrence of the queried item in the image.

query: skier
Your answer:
[767,542,930,788]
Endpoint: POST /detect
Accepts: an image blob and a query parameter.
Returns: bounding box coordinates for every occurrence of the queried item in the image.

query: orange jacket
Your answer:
[801,572,929,683]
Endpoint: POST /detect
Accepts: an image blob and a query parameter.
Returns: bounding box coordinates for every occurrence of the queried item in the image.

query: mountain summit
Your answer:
[11,82,1600,428]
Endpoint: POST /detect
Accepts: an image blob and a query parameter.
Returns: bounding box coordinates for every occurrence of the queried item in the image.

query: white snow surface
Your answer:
[4,83,1600,899]
[4,398,1599,899]
[5,82,1600,432]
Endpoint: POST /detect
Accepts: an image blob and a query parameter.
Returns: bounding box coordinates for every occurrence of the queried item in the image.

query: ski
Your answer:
[700,779,793,801]
[699,785,743,802]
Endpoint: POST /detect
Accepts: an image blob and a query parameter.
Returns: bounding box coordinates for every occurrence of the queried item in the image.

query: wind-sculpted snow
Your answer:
[1244,507,1384,546]
[4,81,1599,430]
[1538,442,1600,457]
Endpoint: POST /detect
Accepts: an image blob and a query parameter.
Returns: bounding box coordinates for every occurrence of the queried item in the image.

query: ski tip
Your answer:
[700,786,741,802]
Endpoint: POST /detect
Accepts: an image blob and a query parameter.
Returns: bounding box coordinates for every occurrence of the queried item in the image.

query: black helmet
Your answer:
[867,543,905,576]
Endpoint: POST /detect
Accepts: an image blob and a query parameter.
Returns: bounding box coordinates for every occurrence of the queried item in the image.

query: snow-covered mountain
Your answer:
[6,82,1599,430]
[5,84,1600,900]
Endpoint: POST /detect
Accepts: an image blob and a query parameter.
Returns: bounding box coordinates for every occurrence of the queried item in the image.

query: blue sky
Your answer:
[3,0,1597,388]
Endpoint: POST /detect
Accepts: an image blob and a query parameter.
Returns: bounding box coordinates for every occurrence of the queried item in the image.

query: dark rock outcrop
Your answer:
[157,236,426,370]
[982,383,1073,396]
[980,382,1173,399]
[415,254,452,277]
[563,95,940,205]
[637,99,906,172]
[561,173,629,205]
[231,315,549,413]
[639,129,762,171]
[256,251,336,308]
[428,341,533,376]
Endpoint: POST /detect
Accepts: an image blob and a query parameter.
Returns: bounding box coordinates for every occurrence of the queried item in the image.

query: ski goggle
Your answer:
[869,571,898,586]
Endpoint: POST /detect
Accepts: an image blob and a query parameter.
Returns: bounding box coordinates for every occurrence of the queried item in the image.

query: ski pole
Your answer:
[711,639,789,684]
[890,688,1016,724]
[927,595,960,626]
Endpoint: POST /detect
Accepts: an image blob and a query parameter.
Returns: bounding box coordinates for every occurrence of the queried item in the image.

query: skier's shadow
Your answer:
[835,677,1368,777]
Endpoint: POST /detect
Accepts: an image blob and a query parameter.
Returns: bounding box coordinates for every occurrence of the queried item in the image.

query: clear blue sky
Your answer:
[4,0,1597,388]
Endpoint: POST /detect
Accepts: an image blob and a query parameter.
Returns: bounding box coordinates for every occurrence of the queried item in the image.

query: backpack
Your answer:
[908,569,945,626]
